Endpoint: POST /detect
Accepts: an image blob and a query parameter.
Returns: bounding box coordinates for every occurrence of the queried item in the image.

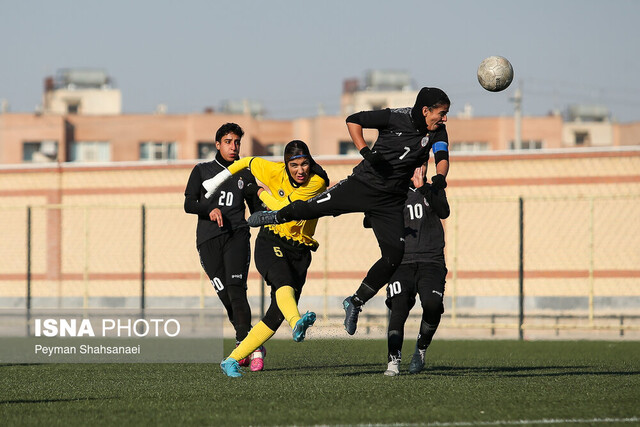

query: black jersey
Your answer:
[348,107,448,195]
[184,154,261,246]
[401,184,449,265]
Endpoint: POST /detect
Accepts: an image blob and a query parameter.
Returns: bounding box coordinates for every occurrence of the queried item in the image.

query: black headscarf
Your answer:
[411,87,450,134]
[283,140,330,188]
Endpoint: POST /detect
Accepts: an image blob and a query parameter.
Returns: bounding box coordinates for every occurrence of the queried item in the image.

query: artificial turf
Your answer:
[1,339,639,426]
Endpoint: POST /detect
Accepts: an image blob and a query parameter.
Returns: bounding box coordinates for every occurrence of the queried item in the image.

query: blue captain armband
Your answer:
[432,141,449,164]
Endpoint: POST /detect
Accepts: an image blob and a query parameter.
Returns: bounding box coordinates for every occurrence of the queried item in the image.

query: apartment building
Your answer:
[1,69,639,165]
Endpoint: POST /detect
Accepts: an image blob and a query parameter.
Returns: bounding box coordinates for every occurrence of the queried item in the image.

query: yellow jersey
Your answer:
[229,157,327,250]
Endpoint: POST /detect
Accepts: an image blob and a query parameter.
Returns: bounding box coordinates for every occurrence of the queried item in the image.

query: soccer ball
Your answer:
[477,56,514,92]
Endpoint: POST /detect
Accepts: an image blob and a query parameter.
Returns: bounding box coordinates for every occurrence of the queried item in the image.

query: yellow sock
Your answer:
[228,321,275,362]
[276,286,301,329]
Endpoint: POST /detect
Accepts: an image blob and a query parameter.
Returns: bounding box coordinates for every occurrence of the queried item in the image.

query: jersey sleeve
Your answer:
[228,156,253,175]
[346,108,391,130]
[184,165,211,217]
[246,156,283,187]
[258,191,284,211]
[423,185,450,219]
[431,126,449,165]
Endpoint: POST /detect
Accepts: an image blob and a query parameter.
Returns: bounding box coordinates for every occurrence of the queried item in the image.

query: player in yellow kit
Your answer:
[202,140,329,377]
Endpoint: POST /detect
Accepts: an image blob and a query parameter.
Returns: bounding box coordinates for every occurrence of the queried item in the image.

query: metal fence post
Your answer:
[518,197,524,341]
[141,204,146,310]
[588,197,595,326]
[26,206,32,336]
[451,198,458,327]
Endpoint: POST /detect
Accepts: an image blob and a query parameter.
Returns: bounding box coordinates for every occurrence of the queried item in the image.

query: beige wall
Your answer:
[44,88,122,115]
[448,116,564,150]
[617,122,640,146]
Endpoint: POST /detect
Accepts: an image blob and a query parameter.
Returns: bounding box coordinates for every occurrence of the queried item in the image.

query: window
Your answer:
[197,142,216,160]
[140,141,177,161]
[23,141,58,162]
[450,141,489,152]
[508,140,543,150]
[66,101,80,114]
[574,131,590,146]
[267,144,285,157]
[339,141,360,155]
[69,141,110,162]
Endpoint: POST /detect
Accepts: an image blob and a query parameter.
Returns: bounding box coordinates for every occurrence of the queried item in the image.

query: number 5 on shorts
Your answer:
[273,246,283,257]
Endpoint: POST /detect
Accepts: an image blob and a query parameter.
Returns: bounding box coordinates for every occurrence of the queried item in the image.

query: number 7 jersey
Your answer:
[349,107,448,195]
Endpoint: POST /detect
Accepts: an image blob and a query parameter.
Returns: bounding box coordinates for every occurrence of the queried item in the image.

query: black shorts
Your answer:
[197,227,250,294]
[254,233,311,292]
[385,262,447,311]
[307,176,406,251]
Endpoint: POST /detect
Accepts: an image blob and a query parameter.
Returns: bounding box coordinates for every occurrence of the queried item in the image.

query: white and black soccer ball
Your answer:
[477,56,514,92]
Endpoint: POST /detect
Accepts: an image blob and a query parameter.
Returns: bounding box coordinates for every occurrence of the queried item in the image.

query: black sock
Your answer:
[353,282,377,305]
[388,330,403,361]
[417,320,439,350]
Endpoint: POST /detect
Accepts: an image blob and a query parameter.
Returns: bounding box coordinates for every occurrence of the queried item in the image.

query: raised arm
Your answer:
[202,157,254,199]
[346,109,391,167]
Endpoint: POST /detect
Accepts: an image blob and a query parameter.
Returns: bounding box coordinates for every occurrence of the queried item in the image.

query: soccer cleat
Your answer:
[384,355,401,377]
[247,210,280,227]
[342,296,362,335]
[292,311,317,342]
[409,344,427,374]
[249,345,266,372]
[220,357,243,378]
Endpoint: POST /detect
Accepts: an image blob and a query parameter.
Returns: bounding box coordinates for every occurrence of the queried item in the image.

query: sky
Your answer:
[1,0,640,122]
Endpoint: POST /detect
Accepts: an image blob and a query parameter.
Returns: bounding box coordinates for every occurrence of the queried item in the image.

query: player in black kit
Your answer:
[184,123,263,370]
[247,87,451,336]
[381,165,449,376]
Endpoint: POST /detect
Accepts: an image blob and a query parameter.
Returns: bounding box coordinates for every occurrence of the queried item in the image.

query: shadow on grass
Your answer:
[0,363,45,367]
[429,365,640,377]
[1,396,114,405]
[265,363,640,377]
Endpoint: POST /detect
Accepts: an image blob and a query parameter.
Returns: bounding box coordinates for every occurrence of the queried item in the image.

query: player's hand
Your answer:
[209,208,223,226]
[360,146,392,177]
[412,167,426,188]
[431,174,447,190]
[203,169,232,199]
[359,146,384,167]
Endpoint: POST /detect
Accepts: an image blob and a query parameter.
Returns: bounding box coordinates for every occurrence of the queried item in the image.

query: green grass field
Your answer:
[1,339,639,426]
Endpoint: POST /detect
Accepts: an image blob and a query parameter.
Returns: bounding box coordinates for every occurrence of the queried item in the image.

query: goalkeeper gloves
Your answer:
[359,146,385,168]
[431,174,447,190]
[203,169,232,199]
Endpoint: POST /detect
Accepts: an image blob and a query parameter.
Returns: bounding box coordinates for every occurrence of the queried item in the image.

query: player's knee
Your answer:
[389,297,411,319]
[382,245,404,269]
[262,304,285,331]
[421,293,444,314]
[226,283,248,300]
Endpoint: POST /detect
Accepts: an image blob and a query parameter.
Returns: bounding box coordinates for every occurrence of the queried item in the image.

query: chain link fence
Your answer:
[2,193,638,339]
